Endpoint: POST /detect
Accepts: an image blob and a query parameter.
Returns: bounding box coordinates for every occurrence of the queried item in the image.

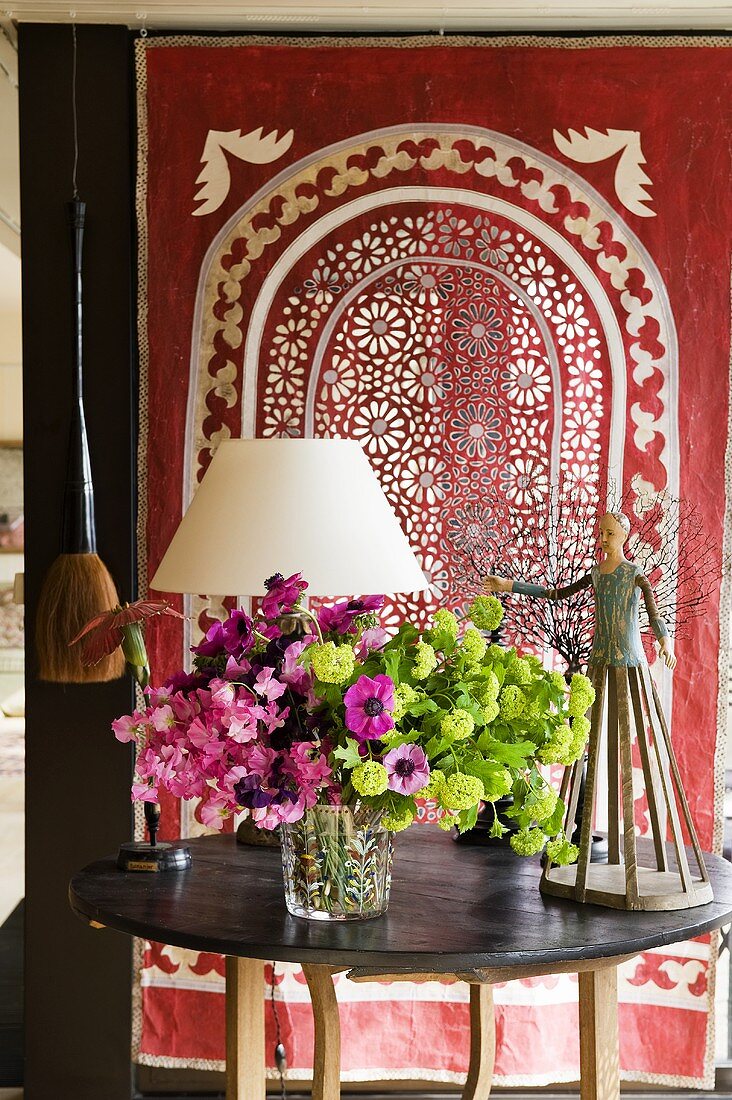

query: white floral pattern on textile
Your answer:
[237,201,616,626]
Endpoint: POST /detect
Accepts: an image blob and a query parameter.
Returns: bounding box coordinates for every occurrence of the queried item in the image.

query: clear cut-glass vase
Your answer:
[280,804,393,921]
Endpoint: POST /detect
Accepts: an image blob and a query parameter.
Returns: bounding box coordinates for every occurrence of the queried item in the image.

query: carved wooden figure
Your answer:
[485,511,712,911]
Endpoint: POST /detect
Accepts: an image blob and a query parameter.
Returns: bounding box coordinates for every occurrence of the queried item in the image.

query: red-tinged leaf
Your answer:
[80,624,125,665]
[68,609,118,646]
[69,599,185,665]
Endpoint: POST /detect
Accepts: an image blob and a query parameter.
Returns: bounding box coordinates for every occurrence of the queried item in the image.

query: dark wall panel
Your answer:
[19,23,135,1100]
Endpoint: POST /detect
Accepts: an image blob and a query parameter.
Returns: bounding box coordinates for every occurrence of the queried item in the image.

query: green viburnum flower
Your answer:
[509,827,546,857]
[510,657,532,685]
[392,683,419,722]
[568,673,596,717]
[413,641,438,680]
[441,708,475,742]
[461,627,487,666]
[524,696,541,719]
[468,595,504,632]
[572,714,591,741]
[382,805,414,833]
[420,768,445,799]
[568,729,589,763]
[538,724,573,766]
[440,772,485,811]
[438,813,457,832]
[352,760,389,797]
[499,684,526,720]
[545,833,580,866]
[431,608,459,641]
[550,671,568,692]
[482,766,512,802]
[486,643,507,663]
[475,671,500,705]
[531,785,559,824]
[482,699,500,725]
[310,641,355,684]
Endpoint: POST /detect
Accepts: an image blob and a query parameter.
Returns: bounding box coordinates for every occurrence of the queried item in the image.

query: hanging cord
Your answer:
[71,22,79,199]
[270,962,287,1100]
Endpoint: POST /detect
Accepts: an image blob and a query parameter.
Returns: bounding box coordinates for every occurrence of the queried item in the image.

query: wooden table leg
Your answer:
[303,963,342,1100]
[462,983,495,1100]
[578,966,619,1100]
[225,956,266,1100]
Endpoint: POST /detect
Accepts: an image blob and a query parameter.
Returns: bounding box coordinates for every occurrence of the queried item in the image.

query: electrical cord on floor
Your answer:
[271,960,287,1099]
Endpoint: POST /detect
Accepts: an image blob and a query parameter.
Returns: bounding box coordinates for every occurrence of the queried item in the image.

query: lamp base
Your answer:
[117,841,192,872]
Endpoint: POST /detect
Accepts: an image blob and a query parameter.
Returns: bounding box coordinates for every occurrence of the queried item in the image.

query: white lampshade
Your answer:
[151,438,428,598]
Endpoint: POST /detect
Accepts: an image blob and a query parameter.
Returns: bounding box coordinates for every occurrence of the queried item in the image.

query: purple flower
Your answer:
[343,674,395,742]
[165,669,208,694]
[261,572,308,619]
[192,619,226,658]
[384,744,430,796]
[220,609,254,656]
[318,594,385,635]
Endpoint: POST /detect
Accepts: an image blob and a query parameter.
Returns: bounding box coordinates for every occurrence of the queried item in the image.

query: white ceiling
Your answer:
[3,0,732,30]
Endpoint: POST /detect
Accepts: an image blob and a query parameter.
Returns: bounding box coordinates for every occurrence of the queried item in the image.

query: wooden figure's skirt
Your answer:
[540,663,712,911]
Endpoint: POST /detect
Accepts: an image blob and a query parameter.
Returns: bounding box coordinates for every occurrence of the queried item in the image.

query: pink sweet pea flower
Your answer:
[151,704,177,733]
[284,742,333,787]
[199,796,231,831]
[146,685,172,707]
[354,626,389,660]
[225,654,251,679]
[253,667,287,702]
[343,674,395,741]
[252,702,289,737]
[131,782,158,803]
[280,639,313,693]
[251,744,280,778]
[224,704,259,744]
[112,712,146,743]
[384,744,430,796]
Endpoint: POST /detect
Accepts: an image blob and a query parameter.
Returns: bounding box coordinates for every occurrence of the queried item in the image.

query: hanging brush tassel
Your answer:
[35,198,125,683]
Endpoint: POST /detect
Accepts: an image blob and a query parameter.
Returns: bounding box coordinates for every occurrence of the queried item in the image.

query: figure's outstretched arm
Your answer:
[483,575,592,601]
[636,575,677,670]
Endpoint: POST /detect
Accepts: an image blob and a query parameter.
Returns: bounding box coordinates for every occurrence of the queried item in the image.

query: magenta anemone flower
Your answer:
[261,572,308,619]
[343,674,395,741]
[220,609,255,655]
[384,744,430,796]
[318,594,385,635]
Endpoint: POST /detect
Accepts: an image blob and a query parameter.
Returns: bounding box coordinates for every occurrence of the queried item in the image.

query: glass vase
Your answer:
[280,804,393,921]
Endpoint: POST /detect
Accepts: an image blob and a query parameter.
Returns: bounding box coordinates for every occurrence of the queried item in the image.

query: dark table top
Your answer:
[69,831,732,972]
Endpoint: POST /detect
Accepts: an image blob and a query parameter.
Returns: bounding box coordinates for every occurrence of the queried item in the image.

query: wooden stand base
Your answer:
[542,861,713,911]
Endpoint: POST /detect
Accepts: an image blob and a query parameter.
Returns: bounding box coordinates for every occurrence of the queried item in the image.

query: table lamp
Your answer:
[151,438,428,599]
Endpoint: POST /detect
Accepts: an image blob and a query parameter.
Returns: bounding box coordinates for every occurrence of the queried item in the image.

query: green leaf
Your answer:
[408,697,439,716]
[332,738,363,771]
[426,734,451,759]
[479,735,536,769]
[456,803,479,834]
[543,799,567,837]
[382,649,401,682]
[463,758,509,791]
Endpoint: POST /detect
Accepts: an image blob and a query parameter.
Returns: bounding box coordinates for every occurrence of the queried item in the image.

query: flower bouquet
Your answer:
[113,572,595,919]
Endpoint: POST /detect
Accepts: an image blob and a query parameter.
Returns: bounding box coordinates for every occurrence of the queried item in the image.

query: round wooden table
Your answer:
[70,830,732,1100]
